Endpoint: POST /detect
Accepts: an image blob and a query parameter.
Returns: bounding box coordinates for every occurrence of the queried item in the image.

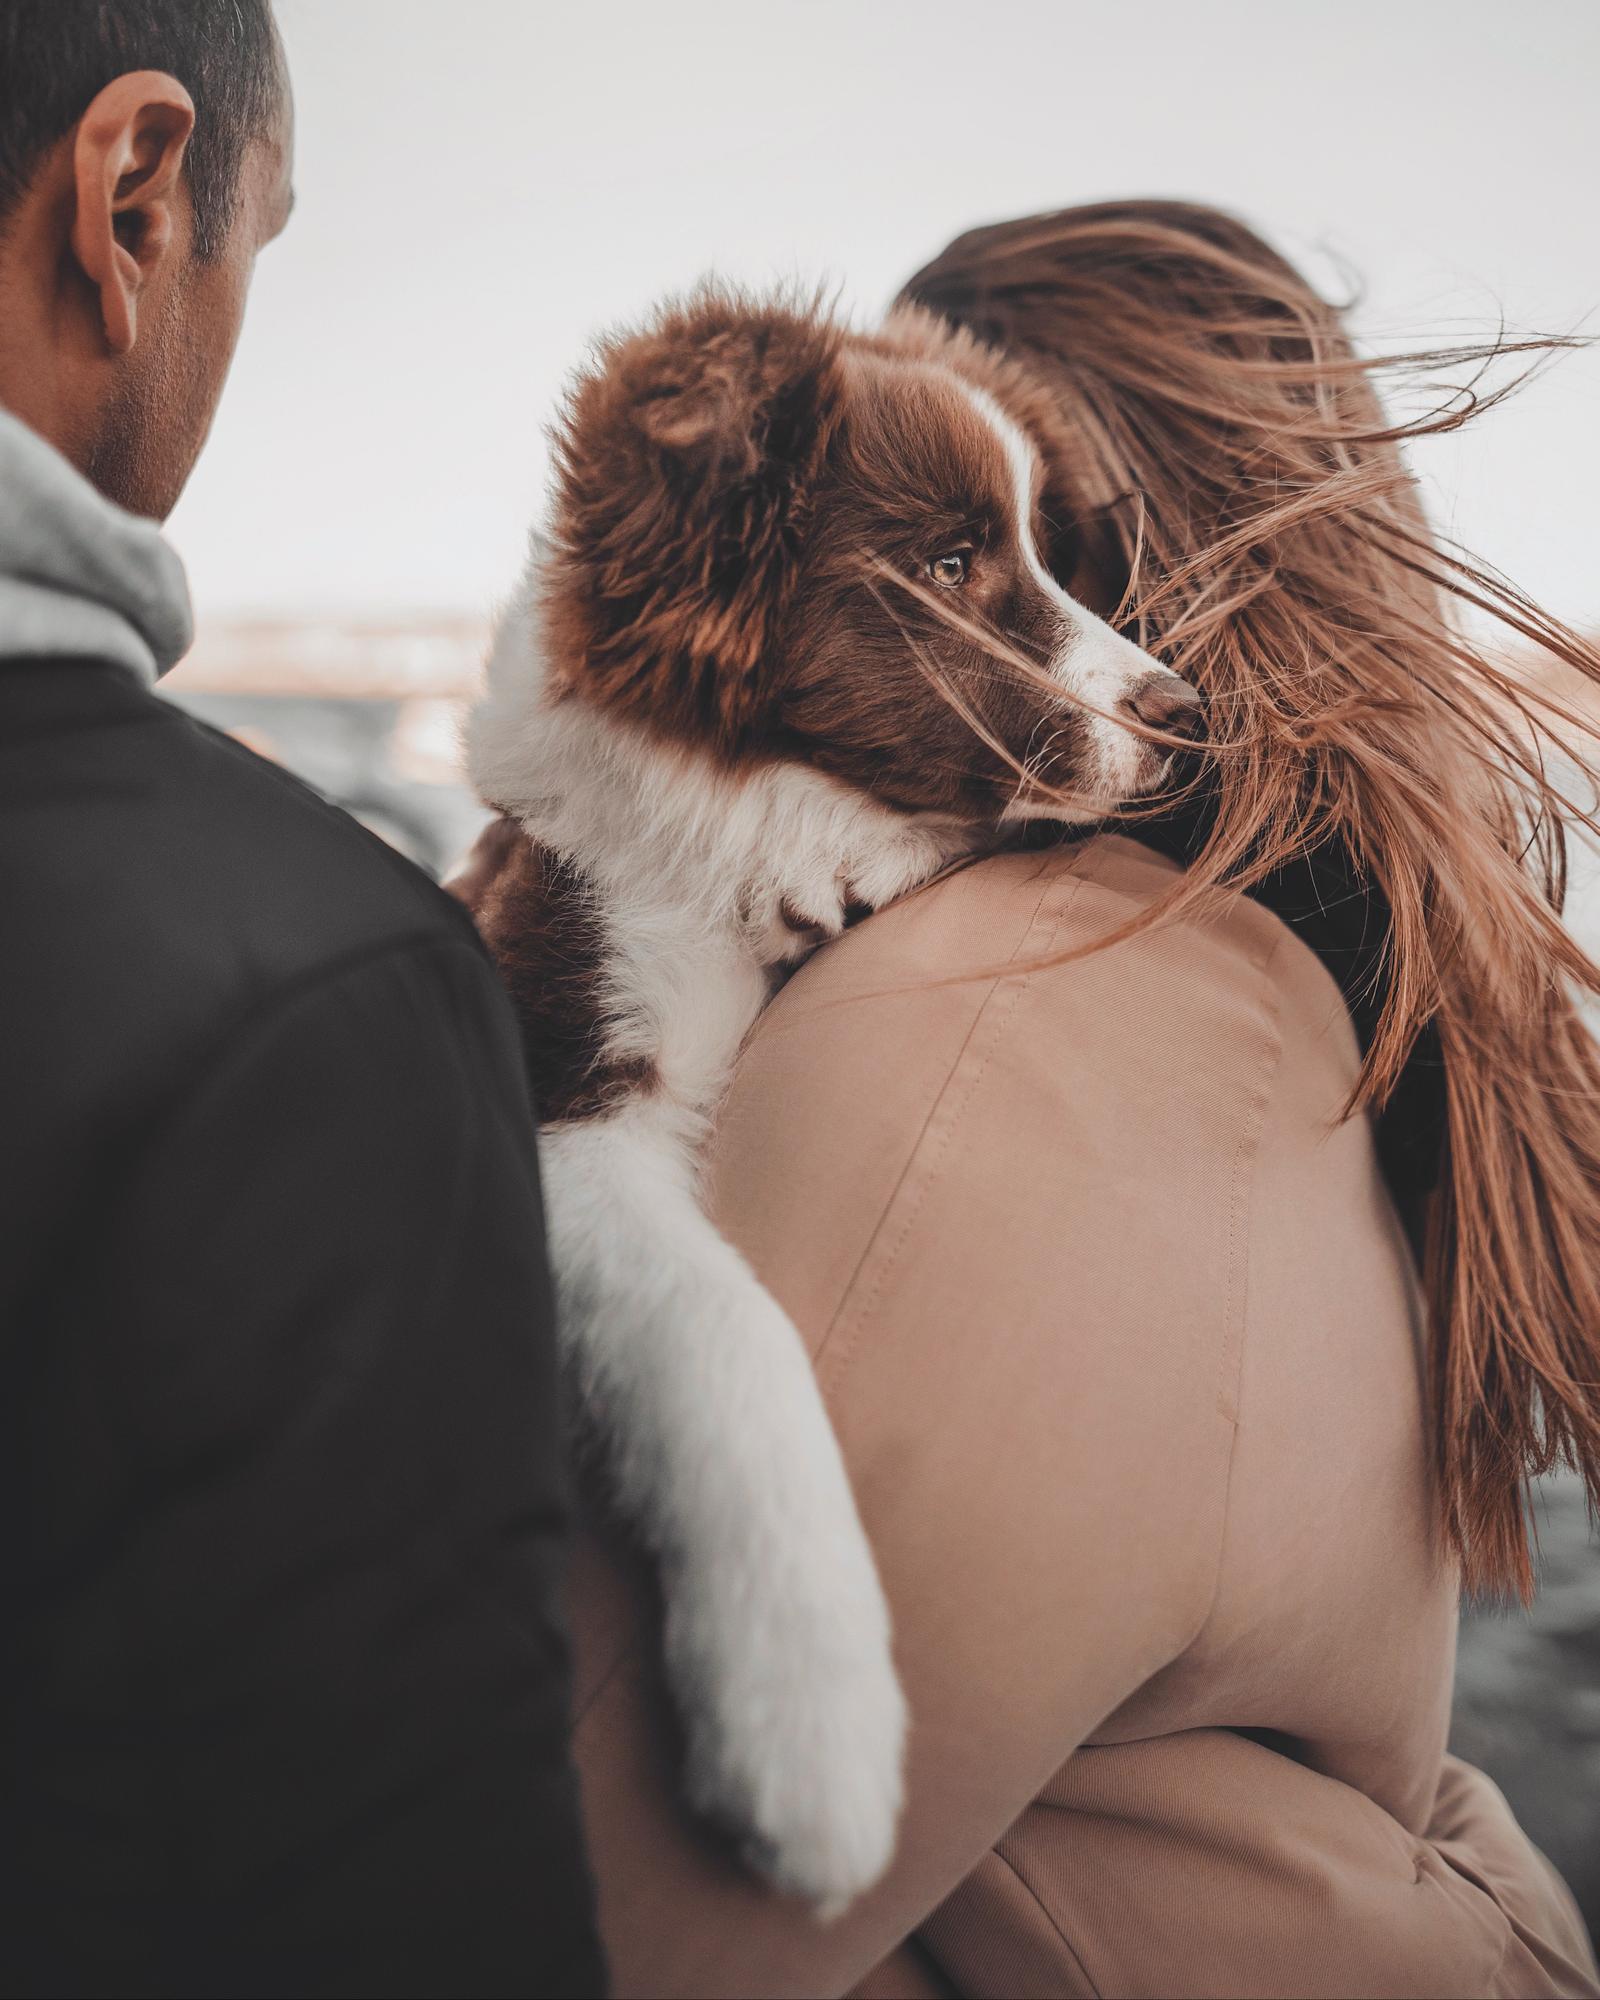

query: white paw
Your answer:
[665,1522,908,1916]
[846,823,980,911]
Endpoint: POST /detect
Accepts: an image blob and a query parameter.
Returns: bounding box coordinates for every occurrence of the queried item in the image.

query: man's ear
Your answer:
[547,291,843,749]
[70,72,197,357]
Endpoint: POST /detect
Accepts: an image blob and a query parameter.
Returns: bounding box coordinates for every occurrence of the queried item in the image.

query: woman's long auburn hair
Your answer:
[899,199,1600,1601]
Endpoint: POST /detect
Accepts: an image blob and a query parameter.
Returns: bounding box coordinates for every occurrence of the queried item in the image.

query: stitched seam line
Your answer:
[813,848,1103,1395]
[992,1846,1103,2000]
[1216,925,1289,1428]
[1414,1847,1526,1989]
[1184,924,1290,1661]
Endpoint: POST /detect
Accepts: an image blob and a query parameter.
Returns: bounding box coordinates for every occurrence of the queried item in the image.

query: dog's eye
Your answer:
[927,550,969,588]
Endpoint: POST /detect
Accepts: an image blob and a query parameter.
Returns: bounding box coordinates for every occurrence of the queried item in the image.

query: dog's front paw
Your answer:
[667,1537,907,1916]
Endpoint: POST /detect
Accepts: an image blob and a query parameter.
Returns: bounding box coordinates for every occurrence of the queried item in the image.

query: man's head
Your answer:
[0,1,292,520]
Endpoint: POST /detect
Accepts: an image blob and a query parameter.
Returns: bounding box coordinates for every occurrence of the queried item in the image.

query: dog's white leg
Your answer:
[541,1103,906,1914]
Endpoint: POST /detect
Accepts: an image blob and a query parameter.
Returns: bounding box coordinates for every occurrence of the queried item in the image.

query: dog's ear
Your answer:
[544,290,843,751]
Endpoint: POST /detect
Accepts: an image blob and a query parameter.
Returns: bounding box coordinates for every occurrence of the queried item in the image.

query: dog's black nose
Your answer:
[1121,672,1206,742]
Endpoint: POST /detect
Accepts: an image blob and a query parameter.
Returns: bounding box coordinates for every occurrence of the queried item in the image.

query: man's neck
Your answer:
[0,404,191,683]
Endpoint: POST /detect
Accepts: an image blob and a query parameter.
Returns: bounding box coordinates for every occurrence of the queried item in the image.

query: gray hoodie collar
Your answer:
[0,405,193,683]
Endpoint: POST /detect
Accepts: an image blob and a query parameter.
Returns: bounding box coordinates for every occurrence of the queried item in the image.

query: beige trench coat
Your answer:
[563,834,1598,2000]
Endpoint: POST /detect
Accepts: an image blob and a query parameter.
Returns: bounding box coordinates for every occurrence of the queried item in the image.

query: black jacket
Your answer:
[0,656,605,1998]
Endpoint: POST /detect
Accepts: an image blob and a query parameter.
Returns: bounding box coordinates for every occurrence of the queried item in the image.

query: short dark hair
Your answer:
[0,1,282,259]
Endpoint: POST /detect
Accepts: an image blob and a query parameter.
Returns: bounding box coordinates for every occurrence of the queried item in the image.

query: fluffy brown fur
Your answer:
[462,823,654,1121]
[543,297,845,752]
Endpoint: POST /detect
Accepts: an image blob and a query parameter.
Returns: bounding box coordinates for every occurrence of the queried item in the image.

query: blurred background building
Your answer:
[158,0,1599,1936]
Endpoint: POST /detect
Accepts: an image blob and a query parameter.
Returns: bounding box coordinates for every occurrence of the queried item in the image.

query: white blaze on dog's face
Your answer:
[962,382,1204,822]
[767,349,1204,826]
[537,293,1202,828]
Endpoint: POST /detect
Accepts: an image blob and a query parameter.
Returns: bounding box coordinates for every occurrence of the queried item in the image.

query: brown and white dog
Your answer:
[458,289,1201,1913]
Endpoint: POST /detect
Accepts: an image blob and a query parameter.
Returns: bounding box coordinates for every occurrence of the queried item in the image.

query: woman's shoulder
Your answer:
[828,830,1302,1023]
[717,834,1322,1220]
[707,833,1321,1392]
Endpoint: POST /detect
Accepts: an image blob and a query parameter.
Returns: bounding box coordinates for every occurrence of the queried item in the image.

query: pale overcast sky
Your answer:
[166,0,1600,635]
